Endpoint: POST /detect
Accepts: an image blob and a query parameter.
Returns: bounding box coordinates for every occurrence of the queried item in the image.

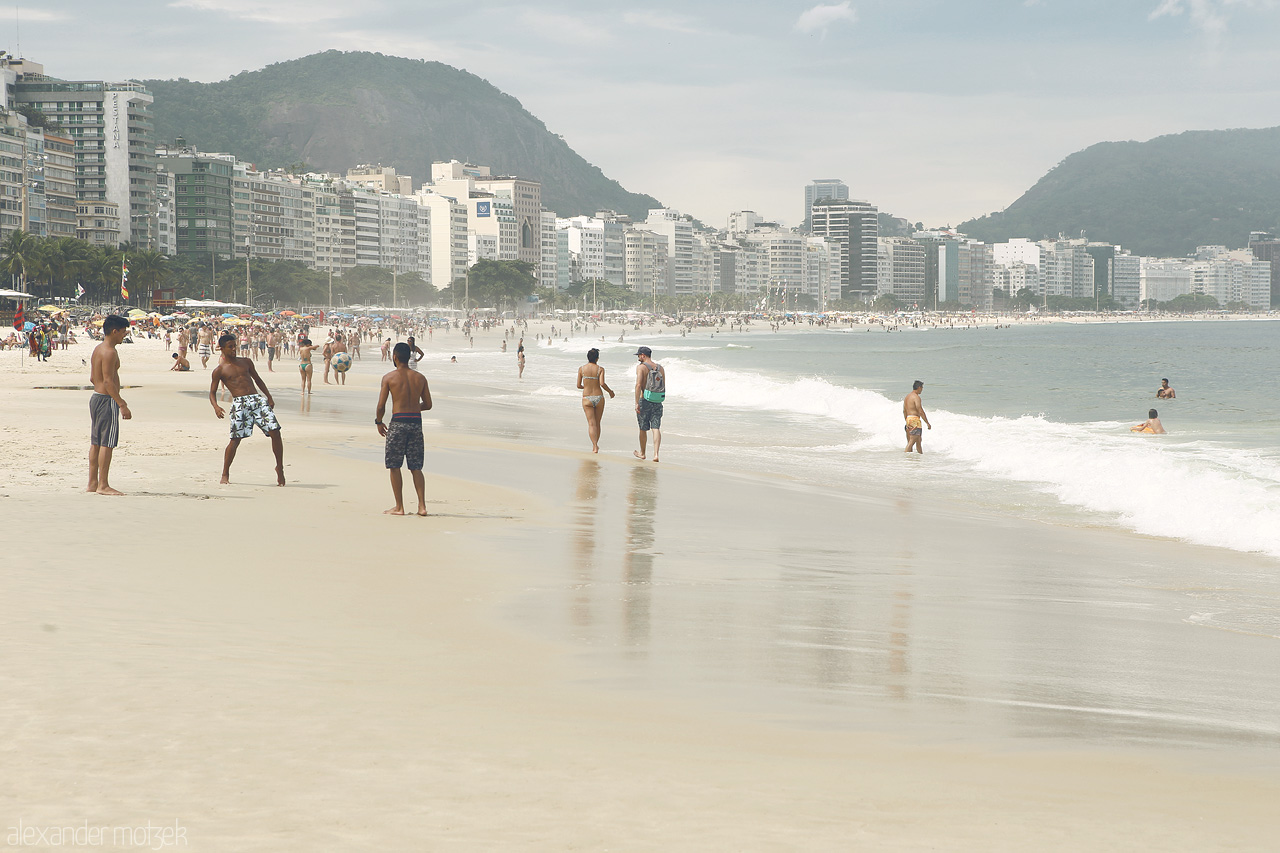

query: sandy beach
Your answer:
[4,329,1280,851]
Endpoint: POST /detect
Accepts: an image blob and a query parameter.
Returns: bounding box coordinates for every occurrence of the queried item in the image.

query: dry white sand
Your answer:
[3,334,1280,850]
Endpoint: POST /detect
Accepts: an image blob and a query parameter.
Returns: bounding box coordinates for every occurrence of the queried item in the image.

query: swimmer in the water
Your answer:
[1130,408,1166,434]
[1157,378,1176,399]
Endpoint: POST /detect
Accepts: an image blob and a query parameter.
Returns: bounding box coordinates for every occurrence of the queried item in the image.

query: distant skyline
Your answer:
[13,1,1280,229]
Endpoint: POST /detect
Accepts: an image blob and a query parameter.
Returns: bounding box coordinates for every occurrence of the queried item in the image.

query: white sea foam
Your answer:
[664,358,1280,558]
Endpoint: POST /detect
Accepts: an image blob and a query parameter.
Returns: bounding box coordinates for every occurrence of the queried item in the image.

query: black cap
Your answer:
[635,346,652,357]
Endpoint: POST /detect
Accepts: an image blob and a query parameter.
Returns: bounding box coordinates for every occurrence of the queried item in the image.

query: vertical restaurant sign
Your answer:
[111,93,122,150]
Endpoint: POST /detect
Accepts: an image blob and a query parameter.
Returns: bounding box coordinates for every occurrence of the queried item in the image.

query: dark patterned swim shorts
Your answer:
[385,418,424,471]
[637,399,663,431]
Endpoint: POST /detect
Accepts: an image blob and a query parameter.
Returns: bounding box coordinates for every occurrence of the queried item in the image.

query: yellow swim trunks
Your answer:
[905,416,922,436]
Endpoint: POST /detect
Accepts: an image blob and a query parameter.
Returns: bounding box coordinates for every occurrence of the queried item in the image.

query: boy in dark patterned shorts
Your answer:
[376,342,433,516]
[209,333,285,485]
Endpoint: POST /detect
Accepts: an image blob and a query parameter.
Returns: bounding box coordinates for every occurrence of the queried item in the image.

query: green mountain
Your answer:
[143,50,660,219]
[958,126,1280,257]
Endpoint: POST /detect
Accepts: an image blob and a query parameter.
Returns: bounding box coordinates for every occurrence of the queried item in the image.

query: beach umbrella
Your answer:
[38,304,59,312]
[278,310,296,316]
[23,321,35,331]
[221,313,235,318]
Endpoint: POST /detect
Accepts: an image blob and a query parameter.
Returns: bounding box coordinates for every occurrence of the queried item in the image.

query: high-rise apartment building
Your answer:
[1248,231,1280,308]
[876,237,926,304]
[810,198,878,300]
[635,209,695,296]
[12,59,158,247]
[473,173,542,278]
[43,131,76,240]
[803,179,848,233]
[157,144,236,259]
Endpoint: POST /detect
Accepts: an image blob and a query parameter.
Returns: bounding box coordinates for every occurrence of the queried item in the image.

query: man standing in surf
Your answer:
[903,380,931,454]
[634,346,665,462]
[376,342,433,516]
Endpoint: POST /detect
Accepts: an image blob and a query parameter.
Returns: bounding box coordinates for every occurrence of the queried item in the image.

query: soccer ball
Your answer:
[332,352,353,373]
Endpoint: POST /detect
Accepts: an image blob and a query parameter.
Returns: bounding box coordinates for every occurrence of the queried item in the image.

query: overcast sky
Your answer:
[12,1,1280,228]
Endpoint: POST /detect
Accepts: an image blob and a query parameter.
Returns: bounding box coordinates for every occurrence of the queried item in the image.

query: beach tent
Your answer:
[0,288,33,299]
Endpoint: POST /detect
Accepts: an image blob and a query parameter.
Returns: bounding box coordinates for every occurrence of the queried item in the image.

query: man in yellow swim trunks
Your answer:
[903,379,931,454]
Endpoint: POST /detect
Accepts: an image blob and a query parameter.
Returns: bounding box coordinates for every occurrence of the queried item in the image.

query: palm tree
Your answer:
[0,229,35,290]
[128,248,169,298]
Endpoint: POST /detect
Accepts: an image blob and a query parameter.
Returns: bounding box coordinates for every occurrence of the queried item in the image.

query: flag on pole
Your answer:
[75,283,85,299]
[120,257,129,301]
[12,303,23,330]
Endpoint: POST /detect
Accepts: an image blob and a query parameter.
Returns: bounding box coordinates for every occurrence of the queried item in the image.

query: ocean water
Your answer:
[433,318,1280,559]
[312,319,1280,748]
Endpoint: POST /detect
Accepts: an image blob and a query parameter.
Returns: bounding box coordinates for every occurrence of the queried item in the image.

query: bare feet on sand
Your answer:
[417,508,429,517]
[95,486,124,496]
[384,507,406,516]
[633,451,645,460]
[220,474,230,484]
[276,466,286,486]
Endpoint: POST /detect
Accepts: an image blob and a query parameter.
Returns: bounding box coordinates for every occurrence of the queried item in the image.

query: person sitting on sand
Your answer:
[1131,409,1167,434]
[375,342,433,516]
[171,352,191,371]
[210,333,285,485]
[1157,378,1176,399]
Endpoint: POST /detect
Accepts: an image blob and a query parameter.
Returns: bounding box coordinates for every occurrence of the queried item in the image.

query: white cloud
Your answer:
[14,7,70,22]
[1148,0,1275,51]
[518,10,613,46]
[794,2,856,35]
[622,11,701,35]
[168,0,356,25]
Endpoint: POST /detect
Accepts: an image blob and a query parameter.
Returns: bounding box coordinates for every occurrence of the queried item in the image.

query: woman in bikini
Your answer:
[576,348,615,454]
[298,338,319,394]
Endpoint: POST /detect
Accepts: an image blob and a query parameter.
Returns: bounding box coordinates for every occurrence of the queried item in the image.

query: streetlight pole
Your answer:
[245,235,252,310]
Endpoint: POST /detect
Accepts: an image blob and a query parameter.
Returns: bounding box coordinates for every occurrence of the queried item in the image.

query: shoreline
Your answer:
[5,336,1280,848]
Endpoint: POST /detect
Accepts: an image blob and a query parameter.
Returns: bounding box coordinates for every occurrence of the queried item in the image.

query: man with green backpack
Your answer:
[633,346,666,462]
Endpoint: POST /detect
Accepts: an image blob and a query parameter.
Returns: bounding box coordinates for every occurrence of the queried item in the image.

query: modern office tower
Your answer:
[911,229,962,307]
[413,188,467,289]
[157,144,236,259]
[809,197,878,300]
[473,173,542,278]
[539,210,558,287]
[803,179,849,233]
[876,237,926,304]
[624,228,668,298]
[345,164,413,196]
[1111,252,1141,307]
[1190,246,1271,309]
[464,192,516,262]
[1248,231,1280,308]
[43,131,76,240]
[1085,242,1116,300]
[13,59,158,247]
[76,199,121,247]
